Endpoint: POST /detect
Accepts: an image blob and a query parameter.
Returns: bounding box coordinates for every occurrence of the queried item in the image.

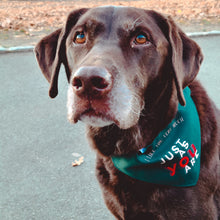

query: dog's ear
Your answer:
[150,11,203,105]
[35,28,62,98]
[35,8,88,98]
[166,17,203,105]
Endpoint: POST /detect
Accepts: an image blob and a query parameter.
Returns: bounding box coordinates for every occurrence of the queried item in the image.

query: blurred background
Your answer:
[0,0,220,47]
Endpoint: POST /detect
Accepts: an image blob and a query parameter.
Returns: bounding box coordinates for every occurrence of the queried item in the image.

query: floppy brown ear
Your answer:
[167,17,203,105]
[35,28,63,98]
[150,11,203,105]
[35,8,88,98]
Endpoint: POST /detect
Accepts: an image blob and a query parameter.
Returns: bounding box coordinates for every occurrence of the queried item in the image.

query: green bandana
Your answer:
[112,87,201,187]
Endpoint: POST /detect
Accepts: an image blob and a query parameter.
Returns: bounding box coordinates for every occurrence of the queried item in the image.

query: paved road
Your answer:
[0,35,220,220]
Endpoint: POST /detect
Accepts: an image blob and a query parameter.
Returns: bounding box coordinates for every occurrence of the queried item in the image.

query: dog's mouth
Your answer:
[75,107,116,127]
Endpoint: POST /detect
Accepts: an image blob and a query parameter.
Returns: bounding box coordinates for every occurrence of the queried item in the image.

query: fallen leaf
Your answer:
[72,156,84,167]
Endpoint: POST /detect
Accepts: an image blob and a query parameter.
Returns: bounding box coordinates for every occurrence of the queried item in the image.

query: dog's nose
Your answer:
[72,66,112,97]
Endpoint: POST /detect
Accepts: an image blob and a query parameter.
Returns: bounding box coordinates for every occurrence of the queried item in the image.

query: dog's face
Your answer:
[66,6,170,129]
[35,6,203,130]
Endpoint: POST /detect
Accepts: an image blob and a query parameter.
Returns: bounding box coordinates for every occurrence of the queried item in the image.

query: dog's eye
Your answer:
[135,34,148,45]
[74,32,86,44]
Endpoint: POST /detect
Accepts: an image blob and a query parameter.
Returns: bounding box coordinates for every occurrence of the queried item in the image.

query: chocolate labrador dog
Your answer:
[35,6,220,220]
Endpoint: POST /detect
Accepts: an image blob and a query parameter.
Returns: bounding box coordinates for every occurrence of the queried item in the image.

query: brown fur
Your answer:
[35,6,220,219]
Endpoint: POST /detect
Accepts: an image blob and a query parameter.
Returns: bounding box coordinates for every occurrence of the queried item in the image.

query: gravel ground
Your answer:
[0,0,220,47]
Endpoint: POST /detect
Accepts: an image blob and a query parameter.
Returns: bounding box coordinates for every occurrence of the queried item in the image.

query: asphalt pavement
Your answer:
[0,35,220,220]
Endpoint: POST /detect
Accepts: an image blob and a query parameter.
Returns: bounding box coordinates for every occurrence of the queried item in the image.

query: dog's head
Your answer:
[35,6,203,130]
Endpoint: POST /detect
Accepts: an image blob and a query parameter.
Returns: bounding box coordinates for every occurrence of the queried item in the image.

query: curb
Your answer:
[0,31,220,54]
[0,45,34,54]
[187,30,220,38]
